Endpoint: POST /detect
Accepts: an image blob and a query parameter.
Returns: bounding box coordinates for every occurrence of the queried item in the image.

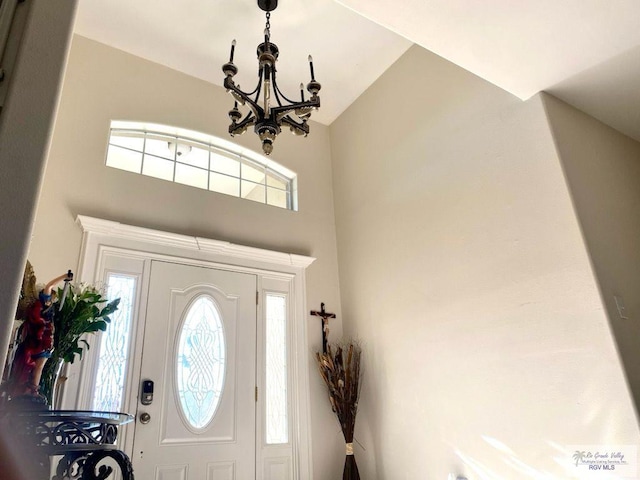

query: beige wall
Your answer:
[28,35,344,480]
[330,45,639,479]
[544,93,640,415]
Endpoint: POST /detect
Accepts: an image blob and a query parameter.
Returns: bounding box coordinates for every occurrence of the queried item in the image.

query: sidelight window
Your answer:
[91,274,137,412]
[265,293,289,444]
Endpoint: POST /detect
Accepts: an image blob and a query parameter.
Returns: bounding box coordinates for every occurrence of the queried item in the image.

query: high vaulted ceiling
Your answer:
[73,0,412,126]
[75,0,640,141]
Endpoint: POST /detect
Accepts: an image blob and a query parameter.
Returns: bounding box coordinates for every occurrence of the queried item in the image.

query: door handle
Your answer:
[139,412,151,424]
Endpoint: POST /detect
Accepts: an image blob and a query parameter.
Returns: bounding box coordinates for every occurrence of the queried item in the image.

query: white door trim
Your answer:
[75,215,315,269]
[68,215,316,480]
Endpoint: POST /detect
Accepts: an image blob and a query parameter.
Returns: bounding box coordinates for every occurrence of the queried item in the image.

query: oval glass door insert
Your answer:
[176,295,226,430]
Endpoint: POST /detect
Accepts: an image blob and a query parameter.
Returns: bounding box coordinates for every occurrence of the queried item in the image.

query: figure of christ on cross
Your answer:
[310,302,336,354]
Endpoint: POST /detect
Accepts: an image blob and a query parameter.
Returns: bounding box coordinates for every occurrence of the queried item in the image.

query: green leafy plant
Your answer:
[40,283,120,406]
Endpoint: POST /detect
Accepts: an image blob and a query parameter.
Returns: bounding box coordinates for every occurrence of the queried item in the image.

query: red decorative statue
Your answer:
[7,263,73,400]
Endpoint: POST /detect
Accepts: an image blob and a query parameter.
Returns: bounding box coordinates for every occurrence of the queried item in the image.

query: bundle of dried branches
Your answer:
[316,342,362,480]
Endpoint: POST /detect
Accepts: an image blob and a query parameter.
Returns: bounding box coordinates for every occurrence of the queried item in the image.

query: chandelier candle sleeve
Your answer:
[229,39,236,63]
[308,55,315,81]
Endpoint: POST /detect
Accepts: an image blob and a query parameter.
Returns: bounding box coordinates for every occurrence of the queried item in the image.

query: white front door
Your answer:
[132,260,257,480]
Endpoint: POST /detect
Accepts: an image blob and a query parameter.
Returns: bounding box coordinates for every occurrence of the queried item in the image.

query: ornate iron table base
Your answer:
[54,450,134,480]
[0,408,134,480]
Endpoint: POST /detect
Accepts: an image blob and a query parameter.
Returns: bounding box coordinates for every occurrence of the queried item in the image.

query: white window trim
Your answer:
[65,215,315,480]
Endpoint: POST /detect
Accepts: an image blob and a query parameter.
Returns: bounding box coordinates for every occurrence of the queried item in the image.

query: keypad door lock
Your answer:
[141,379,154,405]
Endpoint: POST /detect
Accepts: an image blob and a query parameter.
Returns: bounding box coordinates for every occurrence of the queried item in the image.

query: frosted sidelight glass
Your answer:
[91,274,136,412]
[265,294,288,444]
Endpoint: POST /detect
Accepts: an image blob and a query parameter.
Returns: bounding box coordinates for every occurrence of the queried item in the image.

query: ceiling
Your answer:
[75,0,640,141]
[73,0,412,126]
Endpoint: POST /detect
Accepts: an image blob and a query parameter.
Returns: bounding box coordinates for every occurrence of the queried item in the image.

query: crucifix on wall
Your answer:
[310,302,335,354]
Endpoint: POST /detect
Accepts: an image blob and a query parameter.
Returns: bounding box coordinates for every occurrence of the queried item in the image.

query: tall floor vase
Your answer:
[343,444,360,480]
[316,343,362,480]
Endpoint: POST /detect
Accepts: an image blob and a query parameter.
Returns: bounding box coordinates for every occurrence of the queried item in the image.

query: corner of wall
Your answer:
[541,92,640,426]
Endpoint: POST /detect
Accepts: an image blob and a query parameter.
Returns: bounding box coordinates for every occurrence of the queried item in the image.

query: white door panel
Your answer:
[132,261,257,479]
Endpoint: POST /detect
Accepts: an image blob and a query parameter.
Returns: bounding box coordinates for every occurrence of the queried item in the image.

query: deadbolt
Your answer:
[139,412,151,424]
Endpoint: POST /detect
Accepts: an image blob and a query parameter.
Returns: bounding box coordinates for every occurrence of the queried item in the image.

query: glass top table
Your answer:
[11,409,133,422]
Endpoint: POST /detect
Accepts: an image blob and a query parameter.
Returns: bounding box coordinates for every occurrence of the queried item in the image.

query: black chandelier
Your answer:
[222,0,321,155]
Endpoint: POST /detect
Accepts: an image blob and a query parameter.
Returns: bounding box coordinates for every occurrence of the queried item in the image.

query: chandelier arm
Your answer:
[281,114,307,127]
[243,98,263,123]
[224,76,265,120]
[281,115,310,135]
[246,80,261,97]
[279,113,304,127]
[223,74,260,107]
[272,79,302,106]
[271,81,286,108]
[234,81,261,99]
[248,67,264,99]
[270,97,320,116]
[230,112,256,134]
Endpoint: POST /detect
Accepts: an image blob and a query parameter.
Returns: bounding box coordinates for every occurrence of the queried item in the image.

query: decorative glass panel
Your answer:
[91,274,136,412]
[176,296,225,430]
[265,294,288,444]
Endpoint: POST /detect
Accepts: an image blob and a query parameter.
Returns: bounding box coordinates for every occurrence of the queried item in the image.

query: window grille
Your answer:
[106,121,297,210]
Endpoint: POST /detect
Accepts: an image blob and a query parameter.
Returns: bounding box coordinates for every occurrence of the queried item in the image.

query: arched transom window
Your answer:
[105,121,297,210]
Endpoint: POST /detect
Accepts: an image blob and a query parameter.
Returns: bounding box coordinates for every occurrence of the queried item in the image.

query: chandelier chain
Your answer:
[265,12,271,35]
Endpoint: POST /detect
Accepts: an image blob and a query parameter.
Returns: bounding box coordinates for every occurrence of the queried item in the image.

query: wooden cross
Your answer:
[310,302,335,354]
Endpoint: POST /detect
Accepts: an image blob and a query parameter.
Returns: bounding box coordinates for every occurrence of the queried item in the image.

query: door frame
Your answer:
[62,215,316,480]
